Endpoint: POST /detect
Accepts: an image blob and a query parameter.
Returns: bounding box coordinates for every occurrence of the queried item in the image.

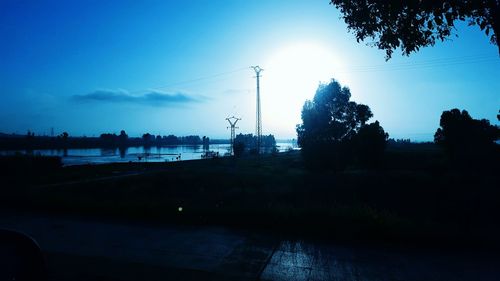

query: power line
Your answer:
[257,54,497,74]
[335,54,498,74]
[341,59,495,72]
[117,54,497,95]
[348,54,495,69]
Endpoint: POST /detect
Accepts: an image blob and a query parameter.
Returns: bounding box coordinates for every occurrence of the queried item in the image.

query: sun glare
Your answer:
[262,43,343,137]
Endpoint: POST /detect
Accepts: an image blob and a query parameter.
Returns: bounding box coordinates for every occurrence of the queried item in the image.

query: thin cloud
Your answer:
[72,89,200,106]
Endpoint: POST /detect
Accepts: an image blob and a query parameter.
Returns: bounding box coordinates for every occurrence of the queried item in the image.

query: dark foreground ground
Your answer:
[2,146,499,246]
[1,144,499,279]
[1,212,499,281]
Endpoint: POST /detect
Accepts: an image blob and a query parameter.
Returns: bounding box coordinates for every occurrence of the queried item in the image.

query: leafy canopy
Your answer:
[434,108,499,168]
[297,79,388,169]
[330,1,500,59]
[434,108,498,148]
[297,79,373,147]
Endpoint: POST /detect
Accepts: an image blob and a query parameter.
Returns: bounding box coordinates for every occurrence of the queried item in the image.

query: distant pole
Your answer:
[226,116,241,155]
[251,66,263,154]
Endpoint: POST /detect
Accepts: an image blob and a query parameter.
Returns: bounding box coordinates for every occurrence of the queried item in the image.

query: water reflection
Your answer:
[119,147,127,158]
[0,143,296,166]
[261,240,495,281]
[100,148,117,157]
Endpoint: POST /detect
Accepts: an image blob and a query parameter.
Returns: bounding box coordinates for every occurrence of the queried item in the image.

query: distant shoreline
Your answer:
[0,133,209,150]
[0,133,295,150]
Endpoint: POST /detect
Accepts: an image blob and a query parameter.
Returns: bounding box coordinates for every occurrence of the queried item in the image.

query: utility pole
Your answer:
[251,66,263,154]
[226,116,241,156]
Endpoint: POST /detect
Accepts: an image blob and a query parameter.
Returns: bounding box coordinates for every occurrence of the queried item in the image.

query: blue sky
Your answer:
[1,0,499,141]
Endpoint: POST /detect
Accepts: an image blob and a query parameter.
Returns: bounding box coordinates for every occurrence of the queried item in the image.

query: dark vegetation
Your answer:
[233,134,277,156]
[1,74,498,250]
[330,0,500,58]
[0,131,211,150]
[0,155,62,181]
[0,4,498,268]
[434,108,499,168]
[1,138,499,248]
[1,77,498,249]
[296,79,388,169]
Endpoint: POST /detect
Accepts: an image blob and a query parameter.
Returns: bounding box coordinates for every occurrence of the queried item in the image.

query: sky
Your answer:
[1,0,499,141]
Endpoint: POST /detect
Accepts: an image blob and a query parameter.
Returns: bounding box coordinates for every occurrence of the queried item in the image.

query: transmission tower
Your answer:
[251,66,263,153]
[226,116,241,155]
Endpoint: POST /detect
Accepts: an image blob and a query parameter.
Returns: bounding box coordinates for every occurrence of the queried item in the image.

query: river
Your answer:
[0,142,297,166]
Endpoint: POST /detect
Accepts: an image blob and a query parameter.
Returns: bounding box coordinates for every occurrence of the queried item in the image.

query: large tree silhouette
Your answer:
[297,79,387,169]
[434,109,499,166]
[330,1,500,59]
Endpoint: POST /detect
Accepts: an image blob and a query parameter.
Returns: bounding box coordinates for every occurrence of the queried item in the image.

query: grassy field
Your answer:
[1,145,499,248]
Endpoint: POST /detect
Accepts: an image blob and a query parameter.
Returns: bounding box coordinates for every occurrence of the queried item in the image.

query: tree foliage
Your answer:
[233,141,245,158]
[234,134,276,155]
[330,0,500,59]
[352,121,389,166]
[297,79,388,169]
[434,108,499,165]
[297,81,372,144]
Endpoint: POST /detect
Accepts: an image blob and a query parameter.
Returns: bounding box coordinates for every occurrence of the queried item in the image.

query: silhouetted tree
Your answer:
[355,104,373,126]
[261,134,277,149]
[119,147,127,158]
[58,132,69,149]
[181,135,202,145]
[330,1,500,58]
[142,133,153,147]
[234,134,254,152]
[100,133,117,147]
[155,135,162,146]
[434,108,499,166]
[352,121,388,167]
[26,130,35,139]
[233,133,276,154]
[388,138,411,145]
[202,136,210,150]
[165,135,178,145]
[297,79,387,169]
[118,130,128,147]
[233,141,245,158]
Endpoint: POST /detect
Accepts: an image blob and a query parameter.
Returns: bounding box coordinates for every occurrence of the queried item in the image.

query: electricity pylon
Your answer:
[251,66,263,154]
[226,116,241,155]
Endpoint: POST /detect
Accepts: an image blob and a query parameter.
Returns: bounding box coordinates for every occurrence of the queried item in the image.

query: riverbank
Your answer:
[1,145,499,249]
[0,143,295,165]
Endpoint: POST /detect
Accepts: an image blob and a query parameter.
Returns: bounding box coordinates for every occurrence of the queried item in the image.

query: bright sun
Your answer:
[261,43,344,137]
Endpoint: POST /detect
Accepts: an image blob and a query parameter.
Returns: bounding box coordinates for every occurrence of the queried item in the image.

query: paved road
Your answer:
[0,213,498,280]
[261,240,499,281]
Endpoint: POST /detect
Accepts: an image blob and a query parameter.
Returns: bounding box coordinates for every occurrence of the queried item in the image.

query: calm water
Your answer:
[0,143,296,166]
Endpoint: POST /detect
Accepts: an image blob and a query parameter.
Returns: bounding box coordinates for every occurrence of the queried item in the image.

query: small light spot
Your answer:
[178,207,183,212]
